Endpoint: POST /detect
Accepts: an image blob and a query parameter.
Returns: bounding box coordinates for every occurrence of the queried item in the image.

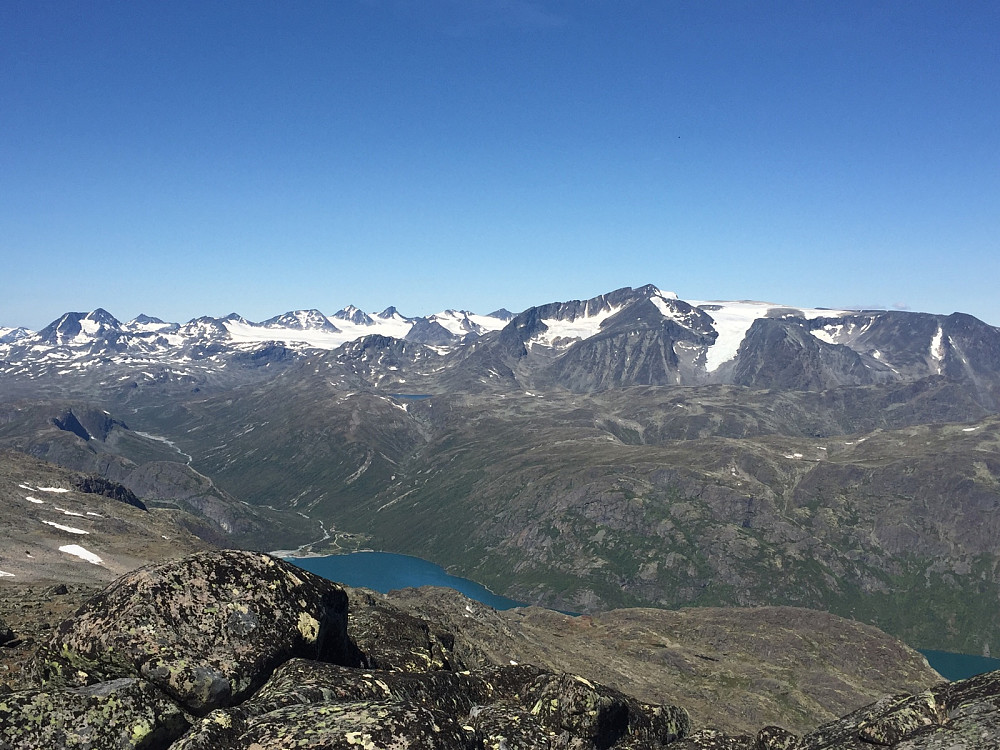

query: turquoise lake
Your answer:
[289,551,523,611]
[288,551,1000,682]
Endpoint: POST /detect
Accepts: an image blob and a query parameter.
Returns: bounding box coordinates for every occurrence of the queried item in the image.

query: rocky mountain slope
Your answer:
[3,285,1000,656]
[0,450,212,585]
[0,550,968,748]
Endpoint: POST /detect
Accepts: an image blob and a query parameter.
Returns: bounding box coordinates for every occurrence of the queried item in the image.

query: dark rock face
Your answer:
[0,616,14,646]
[70,473,147,510]
[33,550,351,715]
[731,318,894,391]
[345,587,457,672]
[405,318,458,345]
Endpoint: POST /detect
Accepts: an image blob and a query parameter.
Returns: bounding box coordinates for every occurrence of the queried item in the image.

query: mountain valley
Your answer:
[2,284,1000,658]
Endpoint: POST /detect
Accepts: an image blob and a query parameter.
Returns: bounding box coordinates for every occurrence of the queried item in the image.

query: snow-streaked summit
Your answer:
[3,285,988,395]
[690,299,855,372]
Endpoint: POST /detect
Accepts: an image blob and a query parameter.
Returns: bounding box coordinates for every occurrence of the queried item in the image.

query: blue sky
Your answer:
[2,1,998,329]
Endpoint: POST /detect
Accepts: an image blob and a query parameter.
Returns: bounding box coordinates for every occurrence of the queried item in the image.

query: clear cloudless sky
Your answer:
[2,0,998,329]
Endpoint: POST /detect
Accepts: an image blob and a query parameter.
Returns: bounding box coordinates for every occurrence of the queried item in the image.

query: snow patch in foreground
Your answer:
[59,544,103,565]
[25,496,44,504]
[37,486,69,493]
[0,570,13,578]
[42,520,89,534]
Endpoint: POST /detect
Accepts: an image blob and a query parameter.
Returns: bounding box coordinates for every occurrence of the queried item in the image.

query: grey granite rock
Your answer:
[32,550,350,715]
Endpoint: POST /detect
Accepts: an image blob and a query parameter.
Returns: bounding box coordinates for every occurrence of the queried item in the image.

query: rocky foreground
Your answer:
[0,551,998,749]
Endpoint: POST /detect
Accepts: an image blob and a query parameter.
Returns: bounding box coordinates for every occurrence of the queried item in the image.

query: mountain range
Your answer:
[2,284,1000,658]
[5,285,999,399]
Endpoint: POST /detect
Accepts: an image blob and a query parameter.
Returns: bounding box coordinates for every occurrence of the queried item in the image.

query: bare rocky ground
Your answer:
[0,582,99,692]
[0,450,211,693]
[1,575,943,738]
[0,450,211,585]
[381,587,943,736]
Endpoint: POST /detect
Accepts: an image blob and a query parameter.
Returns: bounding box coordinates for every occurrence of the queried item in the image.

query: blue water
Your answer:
[288,551,524,611]
[919,649,1000,681]
[289,551,1000,682]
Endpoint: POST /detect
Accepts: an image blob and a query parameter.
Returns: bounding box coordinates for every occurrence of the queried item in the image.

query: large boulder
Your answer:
[171,658,690,749]
[173,700,472,750]
[344,586,459,672]
[0,677,189,750]
[32,550,350,715]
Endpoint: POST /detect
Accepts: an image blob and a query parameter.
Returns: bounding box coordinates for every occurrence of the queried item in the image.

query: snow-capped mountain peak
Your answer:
[0,326,33,344]
[261,310,340,332]
[35,309,123,347]
[332,306,375,326]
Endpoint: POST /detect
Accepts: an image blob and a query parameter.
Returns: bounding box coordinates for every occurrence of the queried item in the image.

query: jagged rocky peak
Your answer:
[36,308,124,346]
[125,313,179,334]
[262,309,340,332]
[503,284,685,350]
[132,313,166,325]
[375,306,410,321]
[0,326,32,344]
[405,317,459,345]
[332,305,375,326]
[179,315,231,338]
[488,308,516,321]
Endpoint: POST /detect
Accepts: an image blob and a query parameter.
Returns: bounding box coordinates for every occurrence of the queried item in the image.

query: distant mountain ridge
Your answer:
[5,285,998,402]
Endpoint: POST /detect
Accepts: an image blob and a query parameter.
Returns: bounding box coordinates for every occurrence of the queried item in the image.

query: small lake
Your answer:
[288,551,523,611]
[287,551,1000,682]
[918,649,1000,682]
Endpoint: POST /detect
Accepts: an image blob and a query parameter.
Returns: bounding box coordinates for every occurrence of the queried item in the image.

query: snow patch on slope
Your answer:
[42,520,89,534]
[59,544,103,564]
[930,326,945,374]
[693,300,853,372]
[532,305,623,349]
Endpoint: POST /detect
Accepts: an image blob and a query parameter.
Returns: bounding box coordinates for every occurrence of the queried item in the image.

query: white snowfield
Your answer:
[533,305,623,349]
[223,308,505,349]
[59,544,103,565]
[689,300,854,372]
[42,520,89,535]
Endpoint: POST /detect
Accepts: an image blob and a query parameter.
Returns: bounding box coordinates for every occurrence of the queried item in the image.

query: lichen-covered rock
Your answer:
[171,658,690,749]
[0,677,188,749]
[791,669,1000,748]
[668,728,754,749]
[32,550,350,715]
[251,658,491,715]
[855,690,943,746]
[756,725,799,750]
[172,700,473,750]
[887,669,1000,749]
[345,587,458,672]
[522,672,690,748]
[467,703,557,749]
